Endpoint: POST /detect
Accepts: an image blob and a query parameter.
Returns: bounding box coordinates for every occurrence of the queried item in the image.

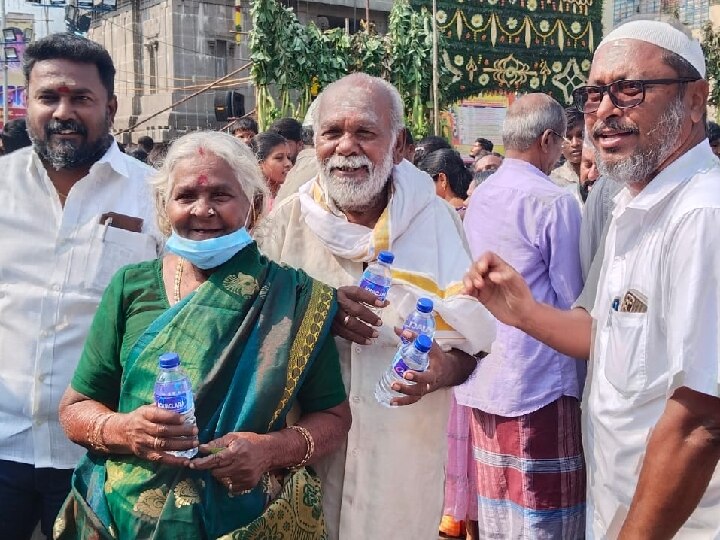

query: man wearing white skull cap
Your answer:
[462,16,720,539]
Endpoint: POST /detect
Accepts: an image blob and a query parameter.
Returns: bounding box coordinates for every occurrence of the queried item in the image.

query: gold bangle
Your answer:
[287,424,315,468]
[89,413,113,453]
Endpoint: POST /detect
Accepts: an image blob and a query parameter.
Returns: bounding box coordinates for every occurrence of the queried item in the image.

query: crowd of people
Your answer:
[0,13,719,540]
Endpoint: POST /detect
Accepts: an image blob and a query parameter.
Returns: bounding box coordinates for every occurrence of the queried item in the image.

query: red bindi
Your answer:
[57,86,70,94]
[198,147,205,156]
[196,174,208,186]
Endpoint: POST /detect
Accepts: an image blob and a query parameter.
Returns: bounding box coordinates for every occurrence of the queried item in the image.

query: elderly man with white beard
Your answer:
[463,17,720,538]
[255,73,495,540]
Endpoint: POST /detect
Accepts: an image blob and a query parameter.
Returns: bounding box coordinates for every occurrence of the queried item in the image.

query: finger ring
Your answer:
[153,437,161,450]
[228,482,233,493]
[343,314,350,325]
[240,488,252,495]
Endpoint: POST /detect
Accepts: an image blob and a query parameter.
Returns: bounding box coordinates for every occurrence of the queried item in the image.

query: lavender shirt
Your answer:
[455,158,585,416]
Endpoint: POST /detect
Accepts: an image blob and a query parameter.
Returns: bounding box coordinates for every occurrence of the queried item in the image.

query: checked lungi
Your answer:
[470,396,586,539]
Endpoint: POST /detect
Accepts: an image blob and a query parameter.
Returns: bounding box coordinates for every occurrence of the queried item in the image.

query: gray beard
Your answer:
[319,150,395,213]
[595,96,684,187]
[28,120,113,172]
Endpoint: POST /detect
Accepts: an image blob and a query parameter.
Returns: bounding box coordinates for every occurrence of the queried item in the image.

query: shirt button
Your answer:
[351,449,359,456]
[351,396,361,403]
[38,374,46,383]
[51,284,61,292]
[354,346,362,354]
[33,419,42,427]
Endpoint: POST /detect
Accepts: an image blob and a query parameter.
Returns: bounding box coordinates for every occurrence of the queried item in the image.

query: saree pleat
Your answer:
[54,245,336,540]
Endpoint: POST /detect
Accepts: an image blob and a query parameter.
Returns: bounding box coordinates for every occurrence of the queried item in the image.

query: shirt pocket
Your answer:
[85,222,157,293]
[604,311,649,395]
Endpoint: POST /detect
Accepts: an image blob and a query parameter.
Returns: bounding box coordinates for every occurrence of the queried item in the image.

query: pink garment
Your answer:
[442,394,478,521]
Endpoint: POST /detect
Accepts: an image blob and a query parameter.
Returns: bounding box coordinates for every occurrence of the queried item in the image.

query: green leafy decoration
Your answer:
[410,0,604,104]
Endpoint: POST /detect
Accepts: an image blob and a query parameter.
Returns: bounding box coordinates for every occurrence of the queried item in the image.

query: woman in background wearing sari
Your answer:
[55,131,351,539]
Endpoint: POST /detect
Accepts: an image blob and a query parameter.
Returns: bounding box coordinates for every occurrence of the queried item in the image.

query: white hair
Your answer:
[150,131,269,236]
[311,73,405,138]
[502,94,566,151]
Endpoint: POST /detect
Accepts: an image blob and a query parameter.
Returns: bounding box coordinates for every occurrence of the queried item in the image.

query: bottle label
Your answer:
[393,358,410,377]
[156,394,190,414]
[359,276,389,301]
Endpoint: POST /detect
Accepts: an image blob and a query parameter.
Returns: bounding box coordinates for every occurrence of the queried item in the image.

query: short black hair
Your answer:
[232,117,259,135]
[301,126,314,146]
[565,107,584,132]
[417,148,473,199]
[1,118,31,153]
[475,137,493,152]
[708,121,720,143]
[249,132,287,162]
[267,117,303,142]
[129,148,148,163]
[23,33,115,98]
[413,135,452,164]
[137,135,154,152]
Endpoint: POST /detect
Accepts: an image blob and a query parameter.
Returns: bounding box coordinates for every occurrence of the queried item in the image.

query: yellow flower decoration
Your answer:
[581,59,591,71]
[134,488,167,519]
[436,10,447,23]
[507,17,518,30]
[539,20,550,32]
[471,14,483,27]
[571,21,582,34]
[552,61,562,73]
[488,0,498,5]
[454,55,464,66]
[479,74,490,85]
[223,273,259,297]
[530,76,540,89]
[527,0,538,10]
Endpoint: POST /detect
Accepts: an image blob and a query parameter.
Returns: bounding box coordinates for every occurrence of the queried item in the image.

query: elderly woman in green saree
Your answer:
[55,131,351,539]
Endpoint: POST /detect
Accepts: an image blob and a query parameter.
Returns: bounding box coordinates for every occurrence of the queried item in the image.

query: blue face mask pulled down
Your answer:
[165,227,253,269]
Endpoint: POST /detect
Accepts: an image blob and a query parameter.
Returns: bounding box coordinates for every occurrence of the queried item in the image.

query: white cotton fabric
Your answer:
[0,143,162,469]
[585,140,720,538]
[598,19,706,77]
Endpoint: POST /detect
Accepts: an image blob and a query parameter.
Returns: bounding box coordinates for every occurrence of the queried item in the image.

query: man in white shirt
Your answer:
[255,73,495,540]
[463,17,720,538]
[0,33,161,539]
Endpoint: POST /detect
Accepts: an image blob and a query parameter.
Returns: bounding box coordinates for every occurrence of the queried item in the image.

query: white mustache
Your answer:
[324,155,373,171]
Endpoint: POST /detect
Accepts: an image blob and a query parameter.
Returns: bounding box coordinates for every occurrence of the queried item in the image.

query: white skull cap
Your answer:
[597,19,706,78]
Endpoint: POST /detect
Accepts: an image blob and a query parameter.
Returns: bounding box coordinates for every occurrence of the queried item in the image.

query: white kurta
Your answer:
[256,164,495,540]
[585,140,720,539]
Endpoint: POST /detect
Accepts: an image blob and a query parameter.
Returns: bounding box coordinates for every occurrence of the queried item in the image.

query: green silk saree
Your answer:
[55,245,336,540]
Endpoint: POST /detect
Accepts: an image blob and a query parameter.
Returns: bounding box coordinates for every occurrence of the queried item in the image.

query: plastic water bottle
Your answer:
[401,297,436,344]
[375,334,433,407]
[358,251,394,303]
[154,352,198,458]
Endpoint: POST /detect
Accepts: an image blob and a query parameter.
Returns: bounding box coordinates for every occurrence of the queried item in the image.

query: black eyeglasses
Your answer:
[572,78,701,113]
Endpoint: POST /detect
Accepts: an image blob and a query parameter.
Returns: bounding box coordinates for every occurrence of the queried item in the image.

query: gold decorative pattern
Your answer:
[133,488,167,519]
[267,282,334,430]
[174,479,201,508]
[223,273,260,297]
[105,461,125,494]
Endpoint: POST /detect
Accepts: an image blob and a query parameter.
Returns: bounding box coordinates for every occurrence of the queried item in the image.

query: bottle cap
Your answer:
[377,251,395,264]
[159,352,180,369]
[414,334,432,353]
[416,297,434,313]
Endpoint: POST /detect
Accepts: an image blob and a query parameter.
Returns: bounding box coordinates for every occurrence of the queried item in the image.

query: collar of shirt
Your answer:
[612,139,716,218]
[497,157,553,183]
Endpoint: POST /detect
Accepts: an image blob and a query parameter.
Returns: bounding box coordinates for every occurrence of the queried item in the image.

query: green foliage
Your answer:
[701,22,720,114]
[249,0,447,137]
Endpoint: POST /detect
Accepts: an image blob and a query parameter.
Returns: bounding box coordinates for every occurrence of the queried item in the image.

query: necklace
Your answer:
[173,258,184,304]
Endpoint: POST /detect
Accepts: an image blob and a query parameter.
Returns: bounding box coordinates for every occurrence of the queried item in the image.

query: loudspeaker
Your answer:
[214,90,245,122]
